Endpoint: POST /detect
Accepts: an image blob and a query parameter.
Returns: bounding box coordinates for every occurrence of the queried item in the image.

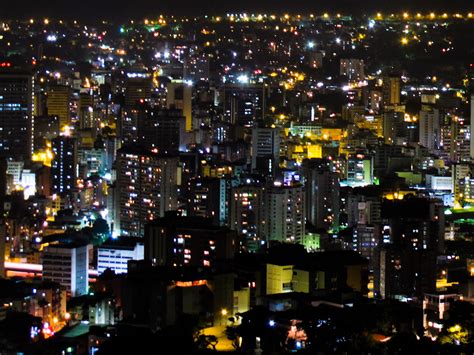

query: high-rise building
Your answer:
[184,54,210,82]
[187,177,230,226]
[377,245,437,299]
[0,69,34,160]
[124,68,152,109]
[251,127,281,176]
[263,183,305,244]
[352,224,379,269]
[116,145,178,237]
[382,75,401,106]
[46,85,71,128]
[346,153,374,187]
[419,107,440,151]
[137,107,181,154]
[302,159,340,230]
[375,197,444,299]
[0,220,5,277]
[167,82,192,132]
[340,59,365,82]
[33,115,60,151]
[78,91,96,129]
[144,212,236,268]
[382,109,405,144]
[471,94,474,160]
[220,84,267,126]
[42,243,90,297]
[229,182,264,251]
[51,136,77,194]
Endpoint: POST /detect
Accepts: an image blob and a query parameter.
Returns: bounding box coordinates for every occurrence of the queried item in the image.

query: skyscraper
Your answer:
[419,107,440,151]
[229,182,264,251]
[116,145,178,237]
[46,85,71,128]
[263,183,305,244]
[124,67,152,109]
[302,159,340,230]
[382,75,401,106]
[51,135,77,194]
[251,126,281,176]
[137,107,182,154]
[0,69,34,160]
[187,177,229,226]
[167,82,192,132]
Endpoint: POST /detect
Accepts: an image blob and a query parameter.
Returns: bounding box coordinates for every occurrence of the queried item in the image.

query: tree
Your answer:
[91,217,110,244]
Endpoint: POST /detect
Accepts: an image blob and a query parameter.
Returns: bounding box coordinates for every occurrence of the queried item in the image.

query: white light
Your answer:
[46,34,57,42]
[307,41,315,49]
[268,320,275,327]
[237,74,249,84]
[100,209,109,219]
[336,38,341,44]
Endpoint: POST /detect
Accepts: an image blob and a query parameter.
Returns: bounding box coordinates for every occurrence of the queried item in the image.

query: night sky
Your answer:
[0,0,473,19]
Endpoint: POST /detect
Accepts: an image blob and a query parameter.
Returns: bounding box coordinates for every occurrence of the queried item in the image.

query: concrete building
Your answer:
[97,237,144,275]
[263,183,305,244]
[42,243,91,297]
[251,127,281,176]
[340,59,365,82]
[116,145,178,237]
[144,213,236,268]
[0,69,34,160]
[46,85,71,128]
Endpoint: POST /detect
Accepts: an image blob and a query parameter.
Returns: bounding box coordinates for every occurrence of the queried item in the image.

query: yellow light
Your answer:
[221,309,228,316]
[53,317,58,324]
[44,18,49,25]
[323,13,329,19]
[64,313,71,320]
[430,12,435,19]
[403,12,409,19]
[401,37,408,45]
[376,13,382,19]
